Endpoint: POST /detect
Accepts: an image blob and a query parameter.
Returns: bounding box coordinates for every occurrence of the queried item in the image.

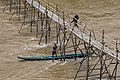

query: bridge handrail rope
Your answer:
[26,0,120,61]
[76,20,118,50]
[38,0,64,19]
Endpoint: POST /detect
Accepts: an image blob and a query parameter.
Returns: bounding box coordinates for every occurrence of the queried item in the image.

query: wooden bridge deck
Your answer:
[26,0,120,61]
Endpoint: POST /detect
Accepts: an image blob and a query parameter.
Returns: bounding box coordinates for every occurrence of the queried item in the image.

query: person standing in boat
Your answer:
[52,43,58,62]
[70,15,79,30]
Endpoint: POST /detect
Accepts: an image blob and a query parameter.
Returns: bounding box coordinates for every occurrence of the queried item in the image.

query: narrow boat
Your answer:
[17,52,93,60]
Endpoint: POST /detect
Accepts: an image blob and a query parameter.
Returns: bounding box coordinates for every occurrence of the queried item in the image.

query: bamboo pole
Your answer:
[3,0,8,12]
[86,32,91,80]
[18,0,27,33]
[56,5,59,43]
[18,0,21,21]
[44,6,48,44]
[9,0,12,12]
[36,1,40,38]
[63,11,66,61]
[100,30,105,80]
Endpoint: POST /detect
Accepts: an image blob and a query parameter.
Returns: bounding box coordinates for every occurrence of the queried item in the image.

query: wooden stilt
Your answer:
[44,6,48,44]
[100,30,105,80]
[9,0,12,12]
[30,6,33,32]
[86,32,91,80]
[36,1,40,38]
[3,0,8,12]
[111,41,119,80]
[63,11,66,61]
[18,0,27,33]
[56,5,59,43]
[74,36,77,60]
[18,0,21,21]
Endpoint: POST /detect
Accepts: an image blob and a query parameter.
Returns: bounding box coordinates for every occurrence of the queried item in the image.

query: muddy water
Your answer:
[0,0,120,80]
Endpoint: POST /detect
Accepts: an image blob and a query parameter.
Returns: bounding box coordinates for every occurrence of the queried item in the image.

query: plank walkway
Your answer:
[26,0,120,61]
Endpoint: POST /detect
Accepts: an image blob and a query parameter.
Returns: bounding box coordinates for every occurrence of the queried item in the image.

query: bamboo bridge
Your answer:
[3,0,120,79]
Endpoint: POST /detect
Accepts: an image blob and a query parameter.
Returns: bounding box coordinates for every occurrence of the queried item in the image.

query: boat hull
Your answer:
[17,52,93,60]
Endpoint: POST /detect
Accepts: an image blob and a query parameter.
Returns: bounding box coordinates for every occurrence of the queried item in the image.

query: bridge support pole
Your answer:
[18,0,29,33]
[55,6,61,44]
[9,0,12,12]
[18,0,21,21]
[8,0,22,21]
[45,6,48,44]
[38,12,44,45]
[30,0,33,32]
[36,1,40,38]
[100,30,105,80]
[111,41,119,80]
[86,32,91,80]
[3,0,9,12]
[63,11,66,61]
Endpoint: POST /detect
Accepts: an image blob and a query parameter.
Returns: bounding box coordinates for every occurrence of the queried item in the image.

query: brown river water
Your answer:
[0,0,120,80]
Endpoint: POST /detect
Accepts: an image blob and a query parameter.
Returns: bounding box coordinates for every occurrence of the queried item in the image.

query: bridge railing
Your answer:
[33,0,119,53]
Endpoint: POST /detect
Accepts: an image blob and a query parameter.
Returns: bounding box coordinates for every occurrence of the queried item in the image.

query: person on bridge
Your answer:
[52,43,58,62]
[70,15,79,30]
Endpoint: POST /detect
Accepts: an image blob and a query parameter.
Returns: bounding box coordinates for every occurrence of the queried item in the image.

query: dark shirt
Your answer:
[52,45,57,51]
[71,18,78,28]
[71,18,77,23]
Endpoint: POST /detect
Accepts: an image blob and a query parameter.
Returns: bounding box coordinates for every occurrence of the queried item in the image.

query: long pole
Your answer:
[10,0,12,12]
[86,32,91,80]
[45,6,48,44]
[18,0,21,21]
[100,30,105,80]
[63,11,66,61]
